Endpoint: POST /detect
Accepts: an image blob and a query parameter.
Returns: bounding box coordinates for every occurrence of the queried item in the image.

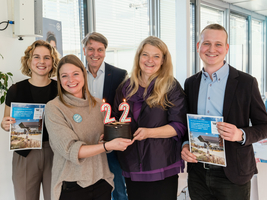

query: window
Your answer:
[43,0,84,58]
[199,5,224,69]
[160,0,176,76]
[251,19,264,93]
[190,2,195,75]
[229,14,248,72]
[95,0,149,73]
[200,5,224,32]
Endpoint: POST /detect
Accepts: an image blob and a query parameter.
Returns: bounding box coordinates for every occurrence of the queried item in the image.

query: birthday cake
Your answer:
[103,122,132,141]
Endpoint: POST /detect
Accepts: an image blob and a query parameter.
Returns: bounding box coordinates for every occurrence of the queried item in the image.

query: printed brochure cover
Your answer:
[253,139,267,164]
[9,103,45,151]
[187,114,226,167]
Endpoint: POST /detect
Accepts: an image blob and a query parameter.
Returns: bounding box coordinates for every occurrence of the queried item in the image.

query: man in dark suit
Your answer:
[82,32,128,200]
[181,24,267,200]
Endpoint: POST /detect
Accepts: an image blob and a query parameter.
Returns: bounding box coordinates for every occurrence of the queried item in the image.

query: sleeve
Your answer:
[242,77,267,145]
[183,78,190,143]
[45,101,86,165]
[5,84,17,107]
[169,121,187,140]
[166,80,188,142]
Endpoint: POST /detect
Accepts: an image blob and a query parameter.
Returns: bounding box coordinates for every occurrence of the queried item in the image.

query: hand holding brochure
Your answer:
[9,103,45,151]
[187,114,226,167]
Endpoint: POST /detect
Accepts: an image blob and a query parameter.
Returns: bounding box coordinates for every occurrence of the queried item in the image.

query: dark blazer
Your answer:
[184,65,267,185]
[103,62,127,107]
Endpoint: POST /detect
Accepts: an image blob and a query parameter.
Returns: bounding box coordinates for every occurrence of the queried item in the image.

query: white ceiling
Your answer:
[221,0,267,16]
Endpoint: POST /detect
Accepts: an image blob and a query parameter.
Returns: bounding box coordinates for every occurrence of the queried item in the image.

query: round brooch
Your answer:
[73,114,82,123]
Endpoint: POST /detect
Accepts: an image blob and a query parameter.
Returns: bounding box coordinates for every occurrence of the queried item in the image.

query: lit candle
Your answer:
[119,99,131,123]
[101,99,115,124]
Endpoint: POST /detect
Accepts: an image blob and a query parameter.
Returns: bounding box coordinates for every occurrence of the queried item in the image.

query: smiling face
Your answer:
[139,44,164,81]
[83,39,106,70]
[30,46,52,78]
[197,29,229,71]
[49,40,57,49]
[59,63,85,98]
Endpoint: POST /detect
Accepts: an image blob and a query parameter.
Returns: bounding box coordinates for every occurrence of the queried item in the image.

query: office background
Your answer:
[1,0,267,199]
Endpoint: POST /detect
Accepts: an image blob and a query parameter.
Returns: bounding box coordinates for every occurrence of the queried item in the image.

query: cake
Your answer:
[103,122,132,141]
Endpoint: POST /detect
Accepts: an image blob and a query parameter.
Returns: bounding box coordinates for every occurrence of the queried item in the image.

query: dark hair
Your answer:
[46,31,57,45]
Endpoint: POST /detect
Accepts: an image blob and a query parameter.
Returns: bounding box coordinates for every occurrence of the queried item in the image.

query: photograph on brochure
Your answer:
[187,114,226,167]
[9,103,45,151]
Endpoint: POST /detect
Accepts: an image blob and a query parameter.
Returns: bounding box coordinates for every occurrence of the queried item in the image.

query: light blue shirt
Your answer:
[197,62,246,144]
[197,62,229,116]
[183,62,246,148]
[86,61,105,99]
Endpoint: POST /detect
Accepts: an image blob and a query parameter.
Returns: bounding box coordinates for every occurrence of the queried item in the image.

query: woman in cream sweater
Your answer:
[45,54,132,200]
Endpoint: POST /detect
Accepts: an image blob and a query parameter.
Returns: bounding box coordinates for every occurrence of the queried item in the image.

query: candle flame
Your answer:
[123,99,126,102]
[103,99,105,103]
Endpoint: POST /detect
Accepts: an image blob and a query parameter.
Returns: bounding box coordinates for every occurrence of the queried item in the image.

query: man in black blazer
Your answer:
[82,32,128,200]
[181,24,267,200]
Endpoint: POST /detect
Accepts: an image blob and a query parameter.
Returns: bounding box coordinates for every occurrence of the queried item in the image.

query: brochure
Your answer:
[253,139,267,164]
[187,114,226,167]
[9,103,45,151]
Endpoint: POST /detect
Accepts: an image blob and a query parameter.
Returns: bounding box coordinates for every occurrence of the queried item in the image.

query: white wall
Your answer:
[257,163,267,200]
[0,0,34,199]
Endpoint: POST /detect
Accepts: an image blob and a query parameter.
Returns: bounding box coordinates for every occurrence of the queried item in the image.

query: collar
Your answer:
[86,61,105,75]
[201,61,229,82]
[122,78,156,103]
[63,92,89,107]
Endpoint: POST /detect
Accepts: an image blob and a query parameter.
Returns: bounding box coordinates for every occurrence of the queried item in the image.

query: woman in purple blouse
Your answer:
[113,36,188,200]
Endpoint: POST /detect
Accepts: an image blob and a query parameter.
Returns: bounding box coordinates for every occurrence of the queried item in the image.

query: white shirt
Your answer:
[86,61,105,99]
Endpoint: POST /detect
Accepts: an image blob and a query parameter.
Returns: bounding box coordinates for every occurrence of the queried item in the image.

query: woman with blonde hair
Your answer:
[113,36,188,200]
[1,40,60,200]
[45,54,133,200]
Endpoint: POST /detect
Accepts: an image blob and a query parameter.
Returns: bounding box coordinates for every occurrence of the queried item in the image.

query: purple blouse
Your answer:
[122,83,187,181]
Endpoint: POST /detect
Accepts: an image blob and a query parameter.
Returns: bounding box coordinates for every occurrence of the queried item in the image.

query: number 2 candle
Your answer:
[119,99,131,123]
[101,99,115,124]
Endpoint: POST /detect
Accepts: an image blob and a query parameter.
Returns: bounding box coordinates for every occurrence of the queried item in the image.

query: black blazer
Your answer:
[102,63,127,107]
[184,66,267,185]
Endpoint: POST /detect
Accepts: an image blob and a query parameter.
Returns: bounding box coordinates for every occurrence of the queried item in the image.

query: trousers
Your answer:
[12,142,53,200]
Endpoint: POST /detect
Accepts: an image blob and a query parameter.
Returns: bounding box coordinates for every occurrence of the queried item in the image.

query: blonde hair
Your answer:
[200,23,228,44]
[57,54,96,108]
[21,40,60,78]
[127,36,175,109]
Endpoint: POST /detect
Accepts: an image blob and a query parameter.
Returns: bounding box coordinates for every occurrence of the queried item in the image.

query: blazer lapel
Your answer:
[192,72,202,114]
[103,63,112,100]
[223,66,239,121]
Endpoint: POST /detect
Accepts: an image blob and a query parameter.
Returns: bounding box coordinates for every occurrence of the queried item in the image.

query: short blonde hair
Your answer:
[200,24,228,44]
[57,54,96,108]
[81,32,108,48]
[21,40,60,78]
[127,36,175,109]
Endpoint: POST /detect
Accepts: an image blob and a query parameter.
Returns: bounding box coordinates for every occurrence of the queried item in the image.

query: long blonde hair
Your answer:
[57,54,96,108]
[127,36,175,109]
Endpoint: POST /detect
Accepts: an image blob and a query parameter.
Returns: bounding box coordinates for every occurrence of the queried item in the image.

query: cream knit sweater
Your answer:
[45,93,114,200]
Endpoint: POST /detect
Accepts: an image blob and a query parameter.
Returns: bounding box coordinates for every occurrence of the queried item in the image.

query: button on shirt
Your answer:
[197,62,246,144]
[197,62,229,116]
[86,62,105,99]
